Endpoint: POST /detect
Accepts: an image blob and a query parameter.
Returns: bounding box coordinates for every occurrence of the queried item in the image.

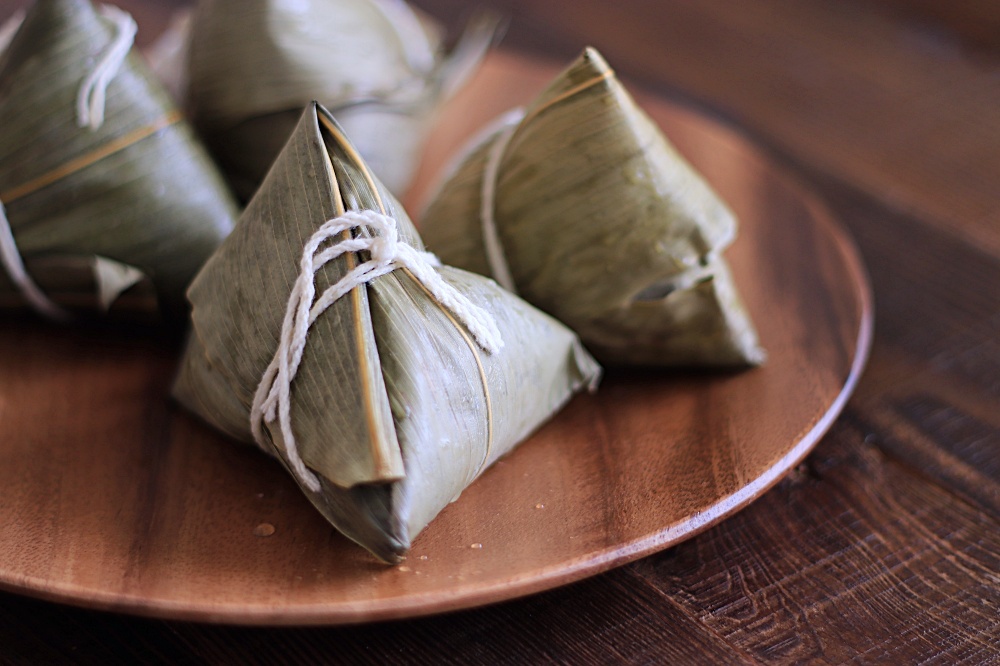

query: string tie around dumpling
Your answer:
[0,5,135,319]
[76,4,137,131]
[479,110,525,294]
[0,200,71,321]
[250,209,504,492]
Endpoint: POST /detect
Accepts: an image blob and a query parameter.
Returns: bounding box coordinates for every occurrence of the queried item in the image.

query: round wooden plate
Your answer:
[0,51,872,625]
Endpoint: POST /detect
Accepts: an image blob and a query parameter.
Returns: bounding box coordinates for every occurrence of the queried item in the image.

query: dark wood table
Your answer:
[1,0,998,662]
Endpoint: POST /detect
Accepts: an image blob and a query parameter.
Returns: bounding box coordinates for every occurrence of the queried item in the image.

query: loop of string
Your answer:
[250,210,503,493]
[0,200,71,321]
[479,110,524,294]
[77,4,136,131]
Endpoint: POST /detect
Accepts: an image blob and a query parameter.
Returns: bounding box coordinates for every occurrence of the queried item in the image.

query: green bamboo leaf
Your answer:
[174,103,600,562]
[186,0,499,200]
[0,0,238,322]
[421,48,766,367]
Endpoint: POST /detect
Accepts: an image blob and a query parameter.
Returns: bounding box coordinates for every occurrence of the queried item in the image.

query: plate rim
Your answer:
[0,70,874,626]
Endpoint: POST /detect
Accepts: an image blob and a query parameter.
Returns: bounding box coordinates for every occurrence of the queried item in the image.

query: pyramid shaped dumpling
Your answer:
[0,0,236,321]
[174,103,600,562]
[186,0,496,199]
[421,48,765,367]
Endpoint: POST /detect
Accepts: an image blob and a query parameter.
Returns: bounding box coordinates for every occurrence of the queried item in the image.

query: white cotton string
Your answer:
[479,111,524,293]
[76,5,137,131]
[0,199,71,322]
[250,210,503,493]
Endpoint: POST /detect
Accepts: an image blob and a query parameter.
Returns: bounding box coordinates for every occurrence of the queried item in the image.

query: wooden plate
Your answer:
[0,51,872,625]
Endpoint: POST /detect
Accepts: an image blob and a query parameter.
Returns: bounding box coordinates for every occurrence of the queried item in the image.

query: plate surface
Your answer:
[0,51,872,625]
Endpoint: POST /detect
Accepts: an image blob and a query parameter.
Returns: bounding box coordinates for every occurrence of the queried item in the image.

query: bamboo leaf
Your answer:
[421,47,765,367]
[186,0,499,199]
[174,103,600,562]
[0,0,238,322]
[92,255,145,311]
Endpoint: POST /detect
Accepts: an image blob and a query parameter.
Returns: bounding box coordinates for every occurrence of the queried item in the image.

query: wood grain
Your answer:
[0,0,997,662]
[632,421,1000,663]
[0,51,870,624]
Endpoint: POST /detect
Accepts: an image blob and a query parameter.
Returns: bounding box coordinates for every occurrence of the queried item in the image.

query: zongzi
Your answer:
[173,102,601,563]
[186,0,498,201]
[0,0,237,322]
[420,48,765,367]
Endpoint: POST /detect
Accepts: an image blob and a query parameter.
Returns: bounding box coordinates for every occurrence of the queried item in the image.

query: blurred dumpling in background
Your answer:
[0,0,237,324]
[185,0,499,201]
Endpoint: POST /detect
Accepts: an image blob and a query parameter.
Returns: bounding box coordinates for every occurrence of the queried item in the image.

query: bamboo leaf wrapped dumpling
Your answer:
[0,0,237,322]
[173,103,601,562]
[186,0,498,201]
[420,48,765,367]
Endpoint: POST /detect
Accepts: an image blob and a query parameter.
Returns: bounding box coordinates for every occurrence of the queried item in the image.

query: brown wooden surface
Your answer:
[0,0,998,663]
[0,49,870,624]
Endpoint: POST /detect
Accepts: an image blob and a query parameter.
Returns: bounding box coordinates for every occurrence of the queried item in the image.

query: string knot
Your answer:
[250,209,503,492]
[367,220,399,265]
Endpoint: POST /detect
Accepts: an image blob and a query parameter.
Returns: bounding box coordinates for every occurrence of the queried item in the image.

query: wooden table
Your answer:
[1,0,998,662]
